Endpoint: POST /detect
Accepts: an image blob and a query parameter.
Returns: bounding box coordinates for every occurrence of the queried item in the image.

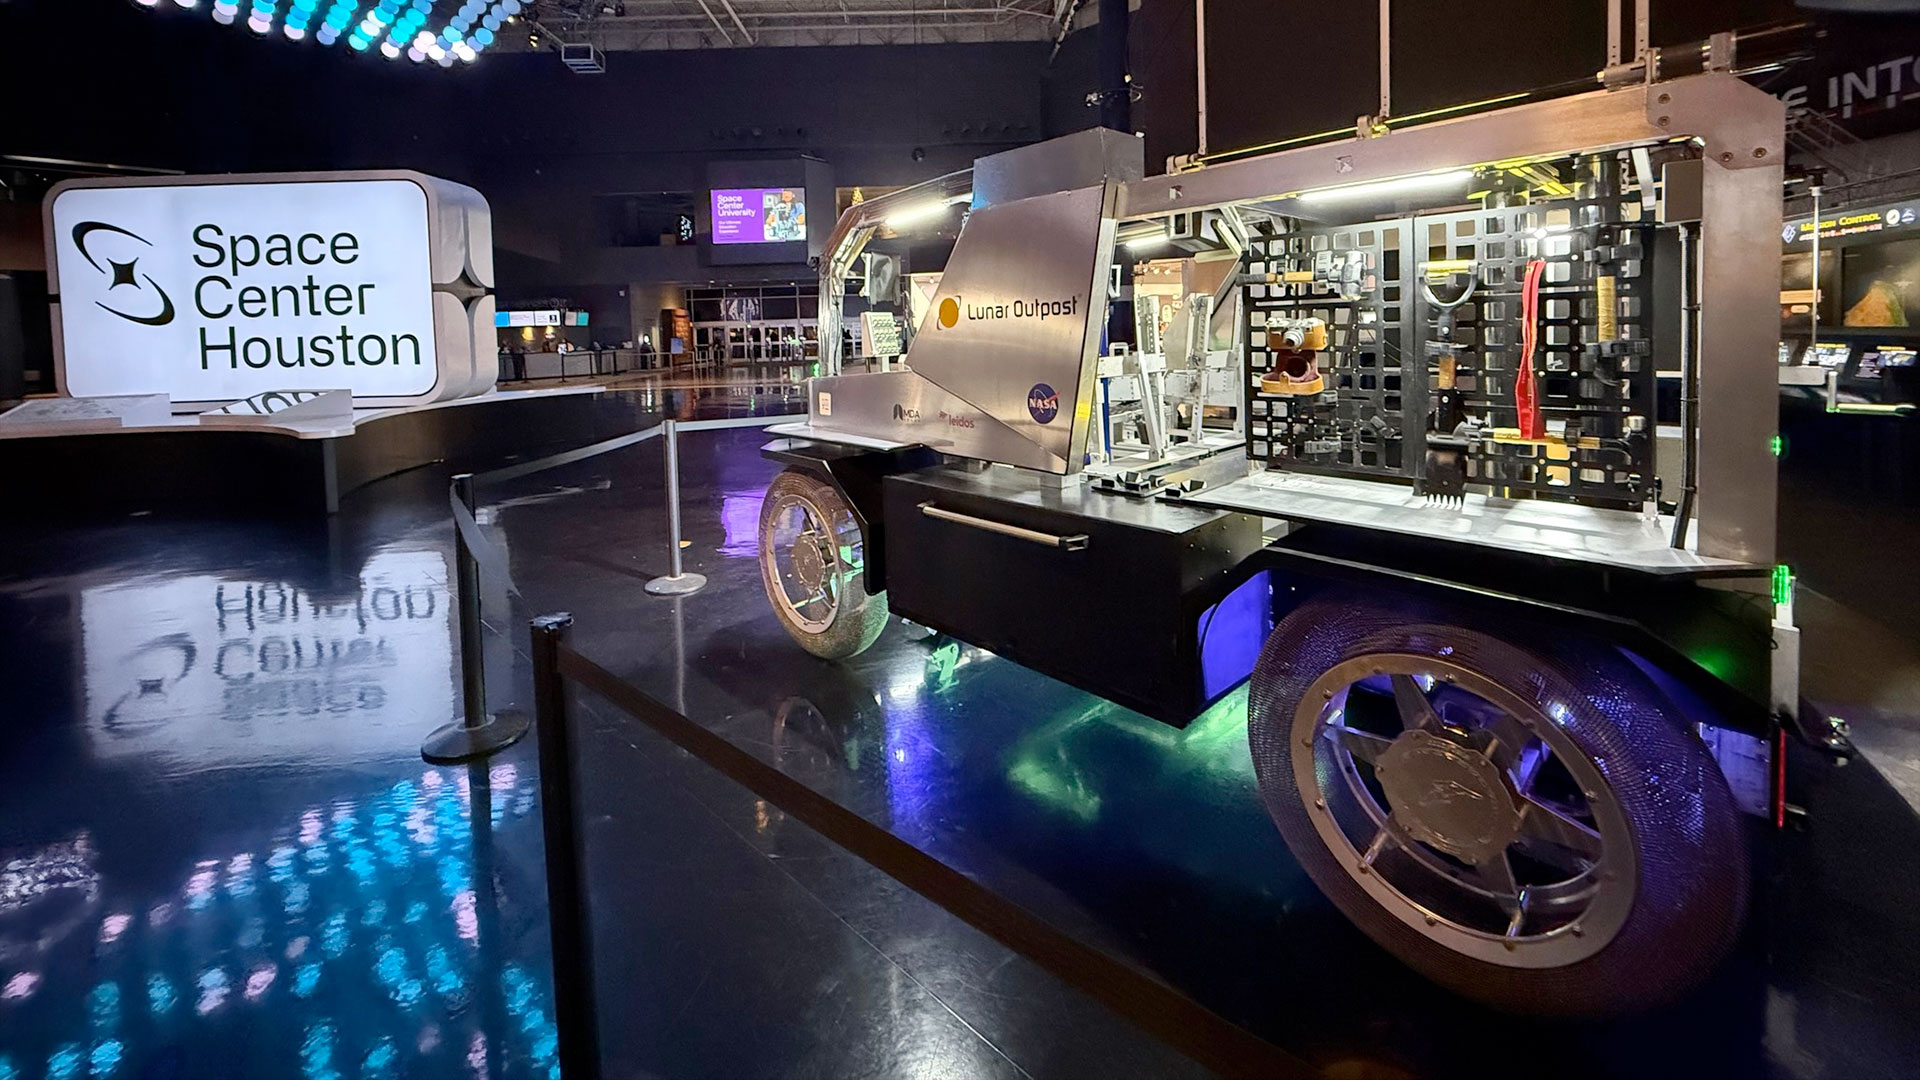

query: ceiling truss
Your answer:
[517,0,1089,51]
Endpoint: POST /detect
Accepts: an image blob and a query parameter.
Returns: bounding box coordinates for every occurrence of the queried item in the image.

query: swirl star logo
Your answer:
[72,221,175,327]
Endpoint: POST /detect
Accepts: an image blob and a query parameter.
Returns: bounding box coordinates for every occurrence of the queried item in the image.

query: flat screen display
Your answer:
[1810,342,1852,369]
[1867,346,1916,368]
[710,188,806,245]
[1841,237,1920,327]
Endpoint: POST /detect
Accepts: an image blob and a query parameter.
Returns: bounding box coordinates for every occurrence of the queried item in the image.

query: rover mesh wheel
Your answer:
[1248,596,1748,1015]
[757,469,889,660]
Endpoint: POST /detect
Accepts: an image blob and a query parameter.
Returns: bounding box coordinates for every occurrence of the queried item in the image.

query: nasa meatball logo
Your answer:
[72,222,176,327]
[1027,382,1059,424]
[937,296,961,330]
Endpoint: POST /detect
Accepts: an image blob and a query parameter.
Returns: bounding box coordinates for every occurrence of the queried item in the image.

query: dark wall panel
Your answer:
[0,0,1099,314]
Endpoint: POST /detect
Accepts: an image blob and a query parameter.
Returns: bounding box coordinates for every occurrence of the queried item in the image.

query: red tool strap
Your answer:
[1516,258,1546,440]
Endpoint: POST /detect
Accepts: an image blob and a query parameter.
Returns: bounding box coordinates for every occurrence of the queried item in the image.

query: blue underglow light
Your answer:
[424,943,468,1003]
[87,982,122,1031]
[320,911,350,957]
[300,1022,341,1080]
[362,1038,399,1080]
[0,1053,16,1080]
[89,1041,125,1078]
[195,968,230,1015]
[146,974,177,1015]
[291,962,323,999]
[45,1045,83,1080]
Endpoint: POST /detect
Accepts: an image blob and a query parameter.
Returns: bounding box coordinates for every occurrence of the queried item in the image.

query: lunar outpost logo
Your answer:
[72,221,176,326]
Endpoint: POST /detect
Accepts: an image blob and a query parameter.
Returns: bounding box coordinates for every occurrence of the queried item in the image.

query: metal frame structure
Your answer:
[805,72,1784,568]
[515,0,1081,51]
[746,37,1819,1020]
[814,168,973,377]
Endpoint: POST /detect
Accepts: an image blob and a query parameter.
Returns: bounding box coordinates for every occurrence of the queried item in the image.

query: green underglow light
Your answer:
[1006,750,1103,823]
[1771,434,1786,457]
[1178,684,1252,752]
[927,642,961,687]
[1772,564,1793,608]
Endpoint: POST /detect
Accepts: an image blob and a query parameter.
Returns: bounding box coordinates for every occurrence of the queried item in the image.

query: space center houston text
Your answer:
[189,223,422,371]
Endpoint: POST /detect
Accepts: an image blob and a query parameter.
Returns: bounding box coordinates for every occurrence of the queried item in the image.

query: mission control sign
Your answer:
[49,176,485,408]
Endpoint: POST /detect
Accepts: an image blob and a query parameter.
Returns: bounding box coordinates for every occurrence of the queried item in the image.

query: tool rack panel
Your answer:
[1412,172,1659,510]
[1243,224,1415,481]
[1239,154,1662,513]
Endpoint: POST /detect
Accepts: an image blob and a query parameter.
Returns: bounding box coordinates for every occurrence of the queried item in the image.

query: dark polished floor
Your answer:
[3,391,1919,1079]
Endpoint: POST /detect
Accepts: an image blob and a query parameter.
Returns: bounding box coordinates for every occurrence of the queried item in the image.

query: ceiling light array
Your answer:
[132,0,523,65]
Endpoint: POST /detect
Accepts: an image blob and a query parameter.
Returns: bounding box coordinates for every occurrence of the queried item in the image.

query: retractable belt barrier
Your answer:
[447,412,791,598]
[448,413,1316,1079]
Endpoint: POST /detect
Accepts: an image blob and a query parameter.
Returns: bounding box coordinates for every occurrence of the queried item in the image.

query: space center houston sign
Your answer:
[47,172,495,408]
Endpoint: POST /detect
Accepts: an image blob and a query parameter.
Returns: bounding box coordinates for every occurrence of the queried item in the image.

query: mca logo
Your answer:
[72,221,175,327]
[936,296,960,330]
[891,403,922,423]
[1027,382,1059,425]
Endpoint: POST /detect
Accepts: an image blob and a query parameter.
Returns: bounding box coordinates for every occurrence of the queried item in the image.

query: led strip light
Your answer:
[131,0,523,63]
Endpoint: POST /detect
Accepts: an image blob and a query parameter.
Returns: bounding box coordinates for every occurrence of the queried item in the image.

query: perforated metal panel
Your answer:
[1243,223,1413,479]
[1416,172,1658,509]
[1240,154,1659,512]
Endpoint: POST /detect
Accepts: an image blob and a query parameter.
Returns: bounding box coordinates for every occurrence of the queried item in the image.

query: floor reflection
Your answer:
[82,550,452,772]
[1,511,555,1080]
[3,759,551,1080]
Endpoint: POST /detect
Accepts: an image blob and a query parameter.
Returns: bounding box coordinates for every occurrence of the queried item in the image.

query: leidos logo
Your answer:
[937,296,961,330]
[73,222,176,327]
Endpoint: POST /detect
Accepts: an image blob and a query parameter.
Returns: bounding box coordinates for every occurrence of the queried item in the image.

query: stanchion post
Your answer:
[644,420,708,596]
[423,473,532,764]
[531,613,602,1080]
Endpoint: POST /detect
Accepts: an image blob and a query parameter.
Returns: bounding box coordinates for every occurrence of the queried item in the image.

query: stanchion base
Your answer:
[421,709,531,764]
[644,572,707,596]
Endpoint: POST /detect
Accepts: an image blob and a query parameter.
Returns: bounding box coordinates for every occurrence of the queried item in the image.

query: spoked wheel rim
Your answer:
[762,491,855,635]
[1293,653,1639,968]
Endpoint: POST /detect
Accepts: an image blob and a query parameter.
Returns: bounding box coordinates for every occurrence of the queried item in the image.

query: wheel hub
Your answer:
[1375,728,1522,866]
[792,534,827,590]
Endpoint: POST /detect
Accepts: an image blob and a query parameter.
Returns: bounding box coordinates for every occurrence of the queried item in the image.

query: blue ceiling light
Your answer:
[141,0,492,63]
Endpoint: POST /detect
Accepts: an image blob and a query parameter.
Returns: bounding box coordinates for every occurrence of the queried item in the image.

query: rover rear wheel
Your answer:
[1247,597,1748,1015]
[757,469,889,660]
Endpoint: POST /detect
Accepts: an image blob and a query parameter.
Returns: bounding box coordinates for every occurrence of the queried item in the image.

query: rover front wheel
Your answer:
[757,469,889,660]
[1247,597,1748,1015]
